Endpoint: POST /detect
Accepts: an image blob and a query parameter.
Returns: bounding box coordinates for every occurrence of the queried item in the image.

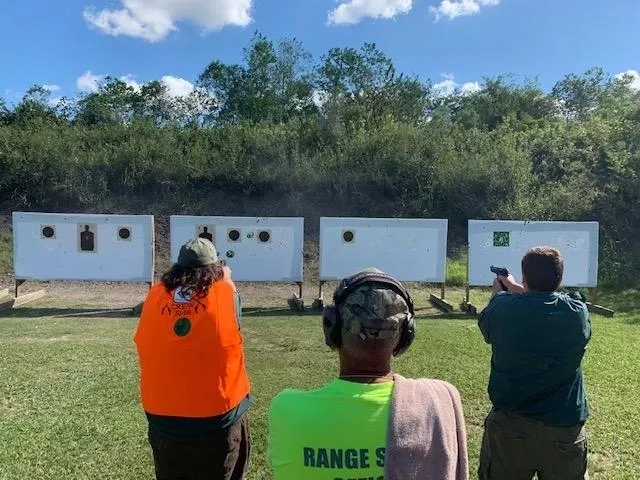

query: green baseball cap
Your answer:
[177,238,218,268]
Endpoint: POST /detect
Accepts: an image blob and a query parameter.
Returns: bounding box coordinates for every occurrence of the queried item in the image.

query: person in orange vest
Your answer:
[134,237,252,480]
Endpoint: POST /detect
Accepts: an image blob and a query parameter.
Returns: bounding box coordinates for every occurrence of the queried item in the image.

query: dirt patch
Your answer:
[3,281,319,310]
[0,280,467,320]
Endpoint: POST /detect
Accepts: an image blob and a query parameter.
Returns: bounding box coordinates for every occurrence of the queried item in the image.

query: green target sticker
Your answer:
[174,317,191,337]
[493,232,510,247]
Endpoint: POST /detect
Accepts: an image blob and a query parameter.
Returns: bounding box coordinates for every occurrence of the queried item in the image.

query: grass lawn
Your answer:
[1,286,639,479]
[0,227,11,280]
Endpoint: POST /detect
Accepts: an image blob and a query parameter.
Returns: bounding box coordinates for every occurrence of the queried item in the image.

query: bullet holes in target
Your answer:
[228,229,241,243]
[117,226,132,241]
[342,229,355,244]
[41,225,56,239]
[258,230,271,244]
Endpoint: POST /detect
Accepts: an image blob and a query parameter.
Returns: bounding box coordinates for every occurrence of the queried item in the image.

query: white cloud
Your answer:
[77,70,195,98]
[433,78,457,97]
[42,84,60,93]
[461,81,481,94]
[161,76,194,98]
[83,0,253,43]
[77,71,105,93]
[328,0,413,25]
[312,89,328,107]
[48,97,63,107]
[430,0,500,21]
[433,74,481,96]
[615,70,640,91]
[120,74,142,92]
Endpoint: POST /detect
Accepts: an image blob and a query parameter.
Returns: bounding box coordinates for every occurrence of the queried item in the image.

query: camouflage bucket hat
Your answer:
[338,280,410,341]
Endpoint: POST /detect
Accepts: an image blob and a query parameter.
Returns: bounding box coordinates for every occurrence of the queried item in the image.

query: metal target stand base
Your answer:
[585,288,615,318]
[459,286,478,316]
[311,281,325,311]
[429,283,455,313]
[460,253,479,316]
[0,279,48,313]
[287,282,305,312]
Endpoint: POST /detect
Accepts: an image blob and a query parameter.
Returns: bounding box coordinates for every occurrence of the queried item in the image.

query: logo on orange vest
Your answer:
[174,287,191,303]
[174,317,191,336]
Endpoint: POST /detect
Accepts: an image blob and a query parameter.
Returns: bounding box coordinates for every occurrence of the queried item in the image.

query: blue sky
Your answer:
[1,0,639,104]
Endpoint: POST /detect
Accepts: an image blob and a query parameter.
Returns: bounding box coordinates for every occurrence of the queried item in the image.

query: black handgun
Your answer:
[490,266,509,291]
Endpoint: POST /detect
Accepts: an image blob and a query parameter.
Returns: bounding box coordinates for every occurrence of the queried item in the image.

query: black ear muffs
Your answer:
[394,312,415,357]
[322,270,416,357]
[322,304,342,349]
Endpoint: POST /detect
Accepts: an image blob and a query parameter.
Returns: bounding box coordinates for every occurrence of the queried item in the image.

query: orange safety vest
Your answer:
[134,278,250,418]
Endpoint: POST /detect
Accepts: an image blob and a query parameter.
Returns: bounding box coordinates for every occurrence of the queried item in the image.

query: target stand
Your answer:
[0,280,48,313]
[462,220,615,318]
[170,216,305,312]
[287,282,305,312]
[584,288,615,318]
[429,283,455,313]
[316,217,450,313]
[8,212,155,314]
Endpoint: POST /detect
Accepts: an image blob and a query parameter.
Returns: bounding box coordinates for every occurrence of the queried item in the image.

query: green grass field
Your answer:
[1,285,639,479]
[0,228,11,279]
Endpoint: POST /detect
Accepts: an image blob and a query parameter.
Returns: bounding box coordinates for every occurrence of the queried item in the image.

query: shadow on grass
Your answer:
[3,305,479,321]
[242,307,318,318]
[241,306,477,321]
[1,307,135,319]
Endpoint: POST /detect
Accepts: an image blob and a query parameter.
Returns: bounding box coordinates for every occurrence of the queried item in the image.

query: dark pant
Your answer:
[478,409,588,480]
[148,413,251,480]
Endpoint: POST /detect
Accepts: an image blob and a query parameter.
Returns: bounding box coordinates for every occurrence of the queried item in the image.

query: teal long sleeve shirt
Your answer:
[478,290,591,426]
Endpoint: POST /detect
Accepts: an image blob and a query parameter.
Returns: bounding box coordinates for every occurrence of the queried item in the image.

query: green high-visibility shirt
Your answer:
[267,378,394,480]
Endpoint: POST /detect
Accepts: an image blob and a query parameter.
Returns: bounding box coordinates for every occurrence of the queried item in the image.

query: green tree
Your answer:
[442,77,557,130]
[316,43,430,130]
[133,80,176,126]
[0,98,12,125]
[198,32,316,124]
[11,86,58,125]
[551,67,612,119]
[75,77,140,126]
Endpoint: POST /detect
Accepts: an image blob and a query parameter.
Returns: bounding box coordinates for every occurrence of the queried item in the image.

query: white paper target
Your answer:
[170,216,304,282]
[319,217,448,282]
[468,220,599,287]
[12,212,155,282]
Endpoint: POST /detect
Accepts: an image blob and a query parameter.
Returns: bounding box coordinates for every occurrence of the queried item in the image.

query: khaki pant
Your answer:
[478,409,588,480]
[148,413,251,480]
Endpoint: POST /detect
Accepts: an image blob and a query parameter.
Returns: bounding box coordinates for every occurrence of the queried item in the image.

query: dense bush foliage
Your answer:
[1,33,639,286]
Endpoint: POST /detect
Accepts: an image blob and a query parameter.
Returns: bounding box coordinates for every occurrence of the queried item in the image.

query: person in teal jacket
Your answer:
[478,246,591,480]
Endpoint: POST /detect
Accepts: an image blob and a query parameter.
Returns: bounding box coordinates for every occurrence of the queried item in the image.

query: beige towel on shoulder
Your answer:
[384,374,469,480]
